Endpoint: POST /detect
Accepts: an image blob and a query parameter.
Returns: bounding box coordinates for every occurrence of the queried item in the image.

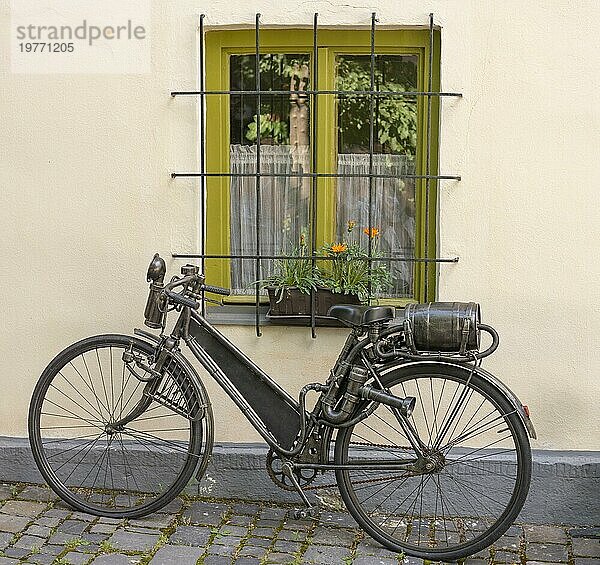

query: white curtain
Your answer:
[229,145,415,297]
[229,144,310,294]
[335,153,416,297]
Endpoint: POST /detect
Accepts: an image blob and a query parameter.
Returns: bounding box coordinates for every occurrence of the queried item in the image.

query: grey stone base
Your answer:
[2,436,598,525]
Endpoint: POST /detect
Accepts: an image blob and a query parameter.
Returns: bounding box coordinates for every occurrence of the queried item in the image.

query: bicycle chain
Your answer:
[349,440,414,450]
[266,441,416,492]
[302,441,416,492]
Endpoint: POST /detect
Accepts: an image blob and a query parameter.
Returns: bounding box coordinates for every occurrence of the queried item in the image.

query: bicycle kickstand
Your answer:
[281,461,318,520]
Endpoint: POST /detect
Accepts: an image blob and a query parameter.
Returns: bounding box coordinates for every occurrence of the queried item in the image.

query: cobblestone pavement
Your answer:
[0,483,597,565]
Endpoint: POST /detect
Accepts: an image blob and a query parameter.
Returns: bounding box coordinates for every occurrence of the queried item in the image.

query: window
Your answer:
[204,26,440,304]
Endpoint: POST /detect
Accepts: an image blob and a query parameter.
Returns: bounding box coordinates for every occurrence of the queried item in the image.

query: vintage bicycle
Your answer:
[29,254,535,561]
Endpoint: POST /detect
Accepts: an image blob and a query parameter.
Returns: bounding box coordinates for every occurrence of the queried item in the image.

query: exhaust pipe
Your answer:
[359,385,416,417]
[321,365,416,424]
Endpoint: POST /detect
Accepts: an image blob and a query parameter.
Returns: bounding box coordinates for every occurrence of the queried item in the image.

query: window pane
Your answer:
[336,54,418,155]
[229,54,311,294]
[335,55,418,298]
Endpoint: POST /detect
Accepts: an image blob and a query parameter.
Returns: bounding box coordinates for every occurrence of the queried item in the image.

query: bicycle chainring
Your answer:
[266,449,318,492]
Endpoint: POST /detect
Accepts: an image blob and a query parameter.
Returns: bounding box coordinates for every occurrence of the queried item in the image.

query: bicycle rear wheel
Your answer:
[334,362,531,561]
[29,334,209,518]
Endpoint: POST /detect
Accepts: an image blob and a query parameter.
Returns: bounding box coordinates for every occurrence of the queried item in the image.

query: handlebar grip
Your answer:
[202,284,231,296]
[164,290,200,310]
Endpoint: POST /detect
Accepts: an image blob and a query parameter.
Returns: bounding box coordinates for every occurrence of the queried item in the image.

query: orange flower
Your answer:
[331,243,348,253]
[363,227,380,239]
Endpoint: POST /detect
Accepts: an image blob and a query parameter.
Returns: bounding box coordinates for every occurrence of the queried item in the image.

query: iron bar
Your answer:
[367,12,376,303]
[176,12,461,332]
[310,13,319,338]
[172,253,459,263]
[172,171,461,180]
[199,14,206,317]
[172,89,461,97]
[424,13,434,301]
[254,13,262,337]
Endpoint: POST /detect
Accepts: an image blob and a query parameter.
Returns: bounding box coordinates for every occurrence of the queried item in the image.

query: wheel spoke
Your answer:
[122,428,193,457]
[336,367,531,559]
[110,347,115,419]
[31,337,206,517]
[116,433,141,494]
[117,378,143,422]
[442,409,516,451]
[48,384,107,426]
[414,379,433,447]
[113,362,134,421]
[50,433,104,471]
[359,473,412,504]
[68,360,110,420]
[445,440,515,466]
[95,349,112,420]
[371,411,412,445]
[42,399,104,429]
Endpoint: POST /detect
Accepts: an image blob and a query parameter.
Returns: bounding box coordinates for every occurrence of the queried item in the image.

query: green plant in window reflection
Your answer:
[336,56,417,154]
[241,55,417,153]
[318,221,392,302]
[246,113,290,144]
[257,54,308,79]
[240,54,311,146]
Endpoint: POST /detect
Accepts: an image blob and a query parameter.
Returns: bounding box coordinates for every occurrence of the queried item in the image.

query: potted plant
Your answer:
[256,235,318,317]
[317,222,392,308]
[256,223,392,319]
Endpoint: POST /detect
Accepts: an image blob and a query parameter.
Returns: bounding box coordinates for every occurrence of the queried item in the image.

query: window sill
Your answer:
[205,305,348,327]
[206,304,270,326]
[206,302,410,327]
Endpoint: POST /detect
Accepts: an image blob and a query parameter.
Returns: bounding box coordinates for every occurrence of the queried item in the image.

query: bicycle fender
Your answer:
[377,360,537,439]
[134,327,165,344]
[134,328,215,478]
[133,328,213,412]
[471,364,537,439]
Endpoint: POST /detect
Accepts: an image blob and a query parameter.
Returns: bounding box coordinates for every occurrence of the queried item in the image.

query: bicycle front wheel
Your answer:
[29,334,207,518]
[335,362,531,561]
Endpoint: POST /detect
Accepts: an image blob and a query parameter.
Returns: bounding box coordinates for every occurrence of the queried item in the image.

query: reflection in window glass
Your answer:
[335,55,418,297]
[229,54,311,294]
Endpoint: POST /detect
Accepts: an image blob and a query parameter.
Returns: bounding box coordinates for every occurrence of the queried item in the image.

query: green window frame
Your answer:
[204,27,440,304]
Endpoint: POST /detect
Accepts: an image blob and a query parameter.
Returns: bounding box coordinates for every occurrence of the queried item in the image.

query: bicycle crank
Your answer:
[266,448,317,491]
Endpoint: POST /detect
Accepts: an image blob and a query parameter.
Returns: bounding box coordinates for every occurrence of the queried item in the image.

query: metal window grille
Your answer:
[171,13,462,338]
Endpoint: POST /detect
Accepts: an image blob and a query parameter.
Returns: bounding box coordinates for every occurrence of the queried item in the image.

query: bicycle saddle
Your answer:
[328,304,396,326]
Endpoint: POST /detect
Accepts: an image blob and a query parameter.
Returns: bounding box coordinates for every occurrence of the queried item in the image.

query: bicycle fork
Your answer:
[108,339,174,431]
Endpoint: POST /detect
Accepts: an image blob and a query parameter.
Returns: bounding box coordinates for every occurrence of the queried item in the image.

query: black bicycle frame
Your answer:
[157,308,425,470]
[186,311,304,452]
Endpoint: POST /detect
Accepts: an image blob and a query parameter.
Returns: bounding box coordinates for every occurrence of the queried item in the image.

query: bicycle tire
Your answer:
[29,334,208,518]
[334,362,531,561]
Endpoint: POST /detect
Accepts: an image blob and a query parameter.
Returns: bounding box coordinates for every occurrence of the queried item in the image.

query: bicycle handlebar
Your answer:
[202,284,231,296]
[164,290,200,310]
[163,284,231,311]
[162,274,231,298]
[144,254,231,327]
